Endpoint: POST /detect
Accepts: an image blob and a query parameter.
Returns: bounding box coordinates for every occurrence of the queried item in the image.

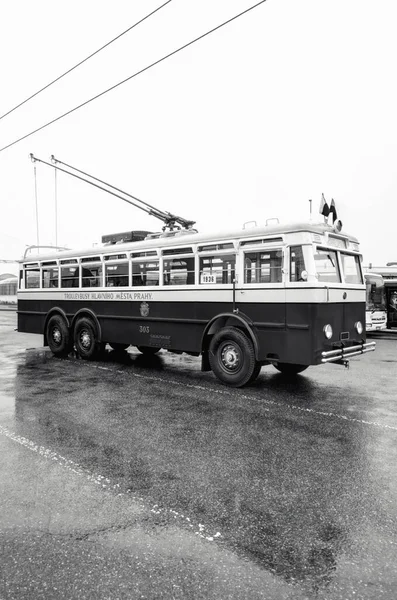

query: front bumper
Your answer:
[321,340,376,364]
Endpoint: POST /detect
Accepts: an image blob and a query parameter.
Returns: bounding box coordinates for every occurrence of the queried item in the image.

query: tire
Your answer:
[209,327,256,388]
[109,343,129,352]
[137,346,160,355]
[248,361,262,384]
[273,363,308,376]
[74,317,104,360]
[46,315,72,357]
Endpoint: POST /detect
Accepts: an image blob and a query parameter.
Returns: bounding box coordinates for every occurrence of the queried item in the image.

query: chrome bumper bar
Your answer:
[321,341,376,364]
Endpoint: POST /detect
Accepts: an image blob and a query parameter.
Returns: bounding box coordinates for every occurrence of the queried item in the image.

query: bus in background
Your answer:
[364,273,387,332]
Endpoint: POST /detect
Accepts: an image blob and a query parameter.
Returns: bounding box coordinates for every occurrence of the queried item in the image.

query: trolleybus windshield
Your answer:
[313,248,363,284]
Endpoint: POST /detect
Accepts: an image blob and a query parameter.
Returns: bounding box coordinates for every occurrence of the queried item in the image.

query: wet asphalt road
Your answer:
[0,310,396,600]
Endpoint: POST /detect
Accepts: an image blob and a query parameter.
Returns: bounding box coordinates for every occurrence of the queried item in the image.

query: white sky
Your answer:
[1,0,396,275]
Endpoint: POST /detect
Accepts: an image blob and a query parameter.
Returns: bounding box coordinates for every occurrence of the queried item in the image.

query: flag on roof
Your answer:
[329,199,337,222]
[319,194,330,217]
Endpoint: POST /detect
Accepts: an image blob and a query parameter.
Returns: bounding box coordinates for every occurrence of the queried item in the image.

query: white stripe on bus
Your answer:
[17,287,365,303]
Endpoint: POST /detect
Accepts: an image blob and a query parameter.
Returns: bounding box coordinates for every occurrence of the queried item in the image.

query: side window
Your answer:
[132,260,159,286]
[42,267,59,288]
[290,246,306,282]
[82,264,103,288]
[199,254,235,284]
[25,269,40,289]
[61,266,80,288]
[163,257,195,285]
[105,263,128,287]
[244,250,282,283]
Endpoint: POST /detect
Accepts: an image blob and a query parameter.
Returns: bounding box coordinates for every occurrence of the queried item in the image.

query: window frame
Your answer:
[81,261,104,288]
[60,263,80,289]
[24,266,41,289]
[104,259,129,288]
[242,247,284,286]
[162,254,196,286]
[197,250,236,286]
[312,246,342,284]
[339,251,363,285]
[131,257,160,287]
[42,265,60,288]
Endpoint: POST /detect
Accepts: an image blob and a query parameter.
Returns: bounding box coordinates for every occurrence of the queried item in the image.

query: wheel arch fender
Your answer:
[201,312,260,369]
[71,309,103,342]
[43,307,70,346]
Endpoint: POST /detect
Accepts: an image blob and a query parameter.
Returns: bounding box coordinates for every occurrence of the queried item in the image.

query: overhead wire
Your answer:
[0,0,173,122]
[0,0,268,154]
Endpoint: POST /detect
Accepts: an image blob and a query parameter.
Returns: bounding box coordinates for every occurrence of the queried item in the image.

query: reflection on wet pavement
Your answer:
[9,345,396,596]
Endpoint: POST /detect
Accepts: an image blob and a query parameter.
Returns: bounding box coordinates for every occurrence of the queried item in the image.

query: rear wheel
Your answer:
[74,317,104,360]
[209,327,256,387]
[46,315,72,357]
[137,346,160,355]
[109,343,129,352]
[273,363,308,376]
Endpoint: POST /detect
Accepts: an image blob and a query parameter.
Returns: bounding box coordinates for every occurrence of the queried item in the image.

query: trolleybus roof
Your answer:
[21,220,359,264]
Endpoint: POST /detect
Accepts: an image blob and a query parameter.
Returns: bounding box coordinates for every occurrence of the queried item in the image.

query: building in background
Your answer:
[0,273,17,303]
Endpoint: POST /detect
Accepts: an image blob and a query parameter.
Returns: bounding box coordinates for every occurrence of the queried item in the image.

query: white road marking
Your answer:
[80,361,397,432]
[0,423,222,543]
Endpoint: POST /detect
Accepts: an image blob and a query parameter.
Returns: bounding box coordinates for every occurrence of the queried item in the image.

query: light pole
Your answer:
[30,154,40,247]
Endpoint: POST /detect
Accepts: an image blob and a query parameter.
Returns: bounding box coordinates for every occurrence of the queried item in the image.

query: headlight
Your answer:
[323,324,333,339]
[355,321,363,335]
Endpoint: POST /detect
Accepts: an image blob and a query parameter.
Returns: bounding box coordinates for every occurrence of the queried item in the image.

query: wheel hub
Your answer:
[221,344,240,371]
[52,327,61,345]
[80,330,91,349]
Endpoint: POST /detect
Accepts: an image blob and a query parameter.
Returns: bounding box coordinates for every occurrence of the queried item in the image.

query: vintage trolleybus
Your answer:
[17,218,375,387]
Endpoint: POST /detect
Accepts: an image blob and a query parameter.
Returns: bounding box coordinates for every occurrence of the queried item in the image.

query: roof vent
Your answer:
[101,230,152,244]
[174,229,198,236]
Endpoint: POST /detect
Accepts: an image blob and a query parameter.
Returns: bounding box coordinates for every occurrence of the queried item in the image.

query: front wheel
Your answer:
[248,361,262,384]
[273,363,308,376]
[209,327,256,387]
[74,317,104,360]
[46,315,72,357]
